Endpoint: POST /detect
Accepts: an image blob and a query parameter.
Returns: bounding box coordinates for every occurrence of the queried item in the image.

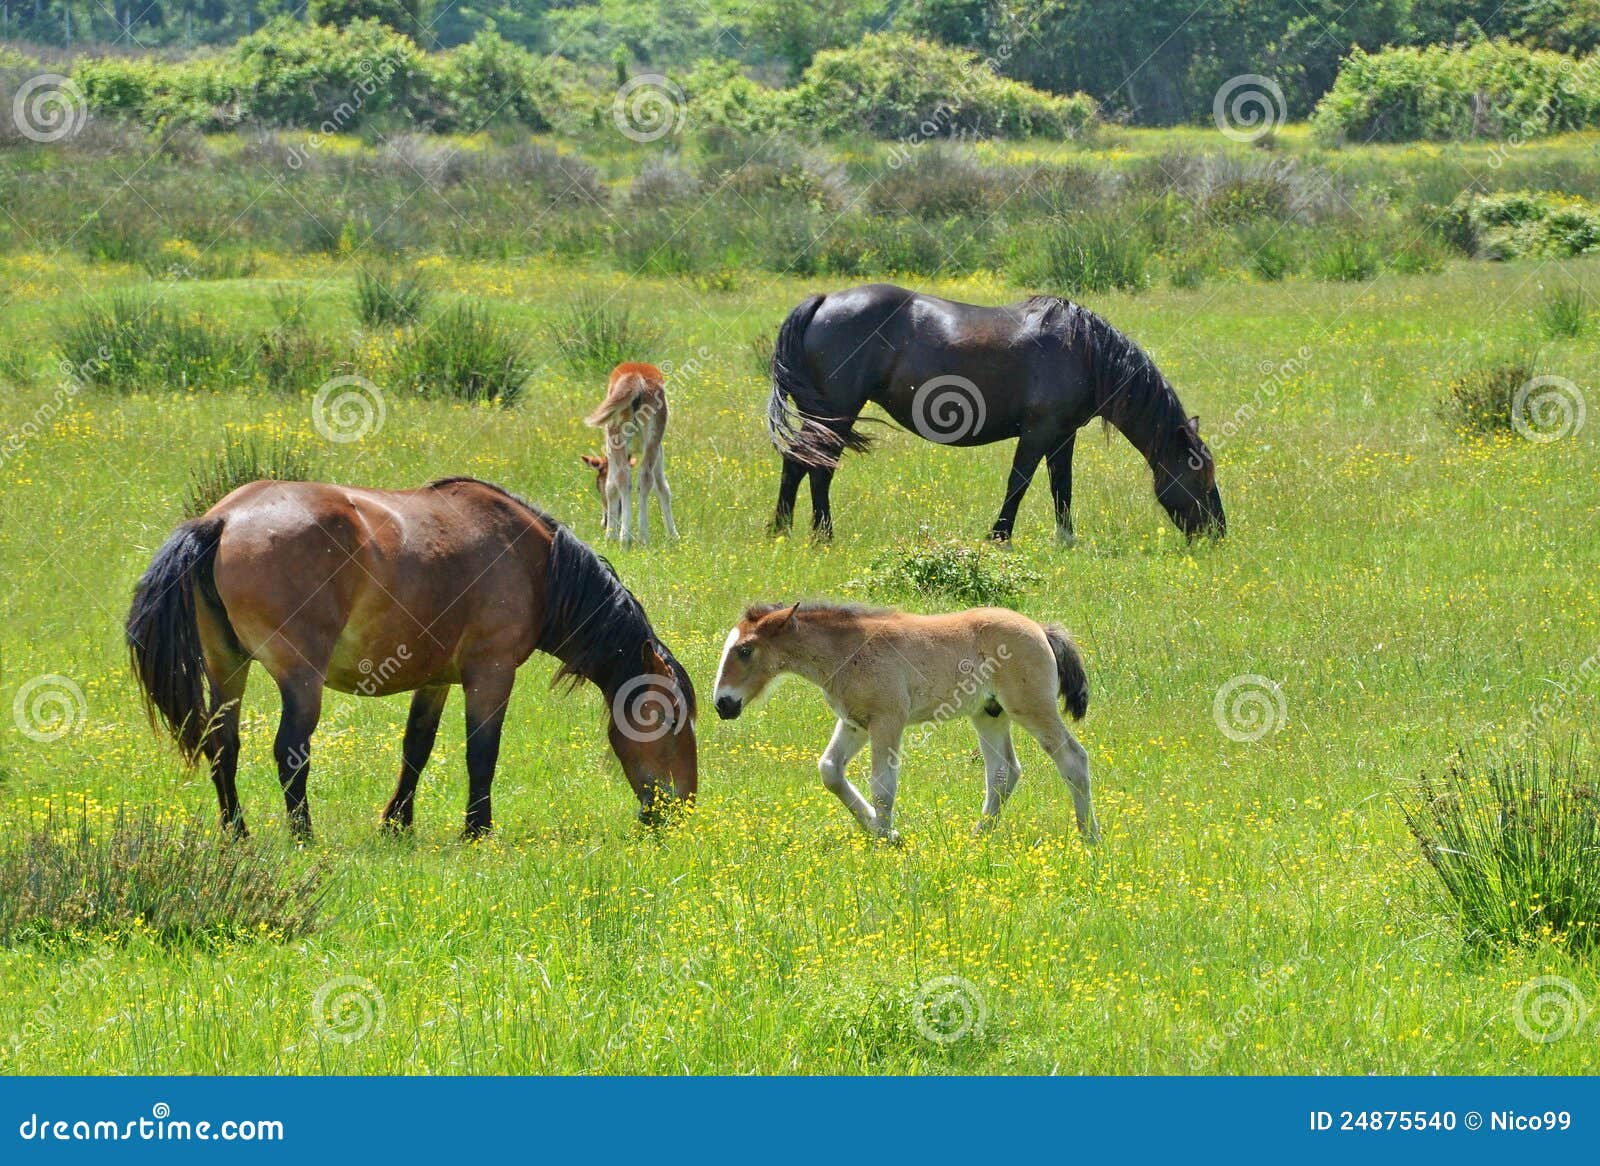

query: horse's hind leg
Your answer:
[202,656,250,837]
[461,666,514,839]
[1011,707,1098,842]
[272,668,324,840]
[973,711,1021,831]
[649,453,678,539]
[772,457,807,534]
[382,684,449,832]
[807,467,835,540]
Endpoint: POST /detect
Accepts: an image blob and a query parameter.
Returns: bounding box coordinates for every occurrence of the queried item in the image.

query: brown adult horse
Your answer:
[768,283,1226,542]
[125,477,697,839]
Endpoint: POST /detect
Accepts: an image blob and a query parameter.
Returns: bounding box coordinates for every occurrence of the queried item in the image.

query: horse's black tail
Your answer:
[126,515,229,765]
[768,294,873,469]
[1042,623,1089,722]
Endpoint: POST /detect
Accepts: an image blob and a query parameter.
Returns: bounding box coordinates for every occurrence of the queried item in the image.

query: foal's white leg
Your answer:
[652,456,678,539]
[634,466,650,545]
[1013,710,1098,842]
[612,455,635,545]
[973,712,1021,829]
[818,719,875,832]
[868,720,905,843]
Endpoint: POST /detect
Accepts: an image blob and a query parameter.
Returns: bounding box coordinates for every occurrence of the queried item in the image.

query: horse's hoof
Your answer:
[972,817,997,837]
[379,817,412,837]
[460,824,493,842]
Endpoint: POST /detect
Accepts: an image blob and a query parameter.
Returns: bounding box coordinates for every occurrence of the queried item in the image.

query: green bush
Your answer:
[392,301,534,405]
[547,293,664,379]
[426,31,555,132]
[1011,215,1148,294]
[1439,351,1537,433]
[0,807,321,948]
[354,265,432,328]
[58,292,247,393]
[1406,750,1600,953]
[855,539,1042,607]
[1535,281,1592,338]
[1444,190,1600,259]
[1311,233,1380,281]
[186,436,321,517]
[787,34,1096,140]
[1311,42,1600,144]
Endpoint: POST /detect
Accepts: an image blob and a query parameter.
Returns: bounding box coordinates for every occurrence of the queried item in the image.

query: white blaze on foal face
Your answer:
[713,623,774,719]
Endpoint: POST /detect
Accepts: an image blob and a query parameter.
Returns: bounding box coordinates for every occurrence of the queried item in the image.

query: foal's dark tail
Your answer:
[1042,623,1089,722]
[768,293,873,469]
[125,515,230,764]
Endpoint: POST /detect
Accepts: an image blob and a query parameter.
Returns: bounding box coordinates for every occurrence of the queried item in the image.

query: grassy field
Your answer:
[1,163,1599,1071]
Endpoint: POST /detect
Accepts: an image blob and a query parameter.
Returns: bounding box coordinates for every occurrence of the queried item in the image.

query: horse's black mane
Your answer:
[1026,295,1191,464]
[427,477,696,714]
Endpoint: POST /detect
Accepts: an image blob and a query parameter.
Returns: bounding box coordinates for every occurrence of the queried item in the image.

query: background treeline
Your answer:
[3,0,1600,126]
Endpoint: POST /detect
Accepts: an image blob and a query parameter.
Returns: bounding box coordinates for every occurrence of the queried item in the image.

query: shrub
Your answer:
[1311,233,1380,281]
[680,59,788,137]
[353,265,432,328]
[1311,42,1600,144]
[1012,215,1149,294]
[1405,749,1600,953]
[866,146,1015,219]
[57,292,247,393]
[186,436,321,517]
[855,539,1042,607]
[225,17,425,129]
[1439,351,1538,433]
[1536,282,1592,338]
[1444,190,1600,259]
[0,807,322,947]
[787,34,1096,141]
[547,294,664,379]
[426,31,555,132]
[1236,222,1302,281]
[392,301,534,404]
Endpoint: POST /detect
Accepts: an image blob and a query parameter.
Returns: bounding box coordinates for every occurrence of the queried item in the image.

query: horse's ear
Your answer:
[580,453,605,469]
[641,640,671,675]
[782,601,801,629]
[1188,414,1201,433]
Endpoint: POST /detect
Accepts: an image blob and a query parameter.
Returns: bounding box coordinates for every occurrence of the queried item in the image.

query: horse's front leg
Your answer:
[1046,433,1077,546]
[807,467,836,541]
[817,718,874,832]
[382,684,449,832]
[868,719,906,843]
[989,439,1046,543]
[461,666,515,839]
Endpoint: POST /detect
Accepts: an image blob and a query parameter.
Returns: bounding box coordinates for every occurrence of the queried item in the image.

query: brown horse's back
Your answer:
[206,479,547,695]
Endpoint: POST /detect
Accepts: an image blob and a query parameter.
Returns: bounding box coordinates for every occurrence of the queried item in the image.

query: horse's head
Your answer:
[608,640,698,823]
[712,602,799,720]
[1156,415,1226,539]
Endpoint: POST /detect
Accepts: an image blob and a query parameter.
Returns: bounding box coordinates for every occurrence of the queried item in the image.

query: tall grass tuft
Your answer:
[1439,351,1537,433]
[1017,216,1149,294]
[1535,282,1591,339]
[547,293,663,379]
[0,806,322,948]
[854,539,1042,607]
[353,266,432,329]
[57,292,246,393]
[393,301,534,404]
[1405,749,1600,953]
[185,437,321,517]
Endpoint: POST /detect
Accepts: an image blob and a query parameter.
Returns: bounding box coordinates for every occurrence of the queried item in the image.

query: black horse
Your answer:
[768,283,1225,542]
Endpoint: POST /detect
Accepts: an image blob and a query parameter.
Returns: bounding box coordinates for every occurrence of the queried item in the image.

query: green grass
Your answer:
[1,243,1598,1073]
